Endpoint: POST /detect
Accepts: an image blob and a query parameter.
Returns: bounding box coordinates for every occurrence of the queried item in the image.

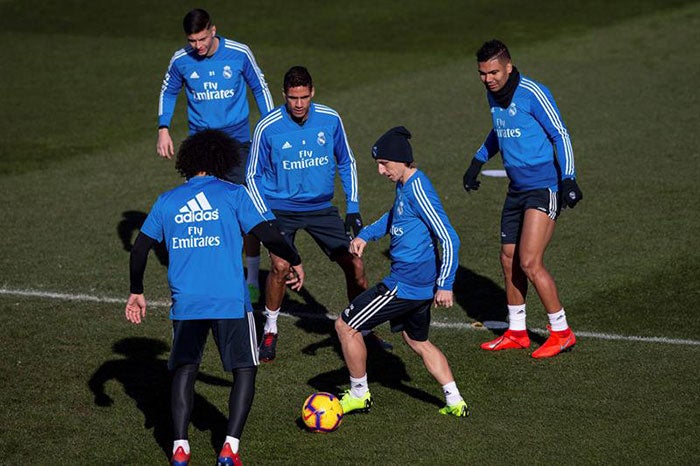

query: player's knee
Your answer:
[269,257,291,279]
[518,255,543,278]
[335,317,357,340]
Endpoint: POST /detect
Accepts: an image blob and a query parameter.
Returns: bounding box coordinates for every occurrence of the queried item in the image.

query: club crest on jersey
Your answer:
[223,65,232,79]
[397,200,404,216]
[317,131,326,146]
[508,103,517,116]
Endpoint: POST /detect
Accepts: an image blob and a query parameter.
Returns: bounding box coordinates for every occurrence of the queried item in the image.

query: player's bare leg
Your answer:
[500,243,528,306]
[335,318,373,413]
[402,333,454,385]
[480,242,531,351]
[518,208,576,358]
[258,252,290,362]
[335,318,367,378]
[335,252,368,301]
[517,209,561,313]
[403,332,468,417]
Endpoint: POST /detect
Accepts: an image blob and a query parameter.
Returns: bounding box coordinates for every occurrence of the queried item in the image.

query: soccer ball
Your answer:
[301,392,343,433]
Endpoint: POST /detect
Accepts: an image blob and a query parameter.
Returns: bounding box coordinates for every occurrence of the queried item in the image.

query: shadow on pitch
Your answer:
[88,337,230,459]
[453,265,546,344]
[117,210,169,266]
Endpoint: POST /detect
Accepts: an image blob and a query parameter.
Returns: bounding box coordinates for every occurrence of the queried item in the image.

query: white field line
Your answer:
[2,287,699,347]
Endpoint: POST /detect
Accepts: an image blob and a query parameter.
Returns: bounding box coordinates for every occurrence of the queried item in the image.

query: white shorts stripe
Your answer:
[347,286,397,329]
[247,312,259,365]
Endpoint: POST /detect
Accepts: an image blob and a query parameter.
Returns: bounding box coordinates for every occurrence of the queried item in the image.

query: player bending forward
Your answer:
[335,127,469,417]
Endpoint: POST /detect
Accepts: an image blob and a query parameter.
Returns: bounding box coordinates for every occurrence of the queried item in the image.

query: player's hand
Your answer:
[344,213,363,238]
[156,128,174,159]
[433,289,454,308]
[349,237,367,257]
[463,159,484,192]
[561,178,583,209]
[125,293,147,324]
[286,264,305,291]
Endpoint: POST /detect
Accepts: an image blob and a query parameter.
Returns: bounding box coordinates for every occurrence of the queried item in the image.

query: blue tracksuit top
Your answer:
[358,170,460,300]
[474,74,576,192]
[158,36,273,142]
[140,176,268,320]
[245,103,360,217]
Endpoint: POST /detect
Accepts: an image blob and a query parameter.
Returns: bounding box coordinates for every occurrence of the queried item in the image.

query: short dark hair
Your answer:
[283,66,313,92]
[476,39,511,63]
[175,130,240,180]
[183,9,211,35]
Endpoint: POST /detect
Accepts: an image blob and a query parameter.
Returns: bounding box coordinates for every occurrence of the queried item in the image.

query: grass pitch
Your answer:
[1,1,699,464]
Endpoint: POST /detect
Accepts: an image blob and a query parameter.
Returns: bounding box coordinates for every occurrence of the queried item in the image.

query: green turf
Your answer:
[1,0,699,464]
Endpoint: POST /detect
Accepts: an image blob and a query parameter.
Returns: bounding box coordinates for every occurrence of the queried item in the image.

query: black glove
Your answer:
[344,213,363,238]
[561,178,583,209]
[463,159,484,192]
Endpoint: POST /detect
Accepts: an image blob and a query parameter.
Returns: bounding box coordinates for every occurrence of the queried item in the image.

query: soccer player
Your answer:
[463,39,582,358]
[335,126,469,418]
[157,8,274,302]
[247,65,377,362]
[126,130,304,466]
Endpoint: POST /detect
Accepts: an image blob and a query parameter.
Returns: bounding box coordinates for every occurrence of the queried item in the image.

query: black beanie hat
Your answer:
[371,126,413,163]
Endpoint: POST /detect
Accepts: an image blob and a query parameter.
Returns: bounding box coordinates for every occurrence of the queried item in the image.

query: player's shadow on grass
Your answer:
[88,337,230,460]
[117,210,169,266]
[452,265,546,344]
[305,338,444,409]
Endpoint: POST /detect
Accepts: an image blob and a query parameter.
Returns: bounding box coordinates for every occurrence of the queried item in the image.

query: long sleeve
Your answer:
[246,115,276,220]
[522,80,576,179]
[474,129,500,163]
[241,44,274,116]
[333,115,360,214]
[410,177,460,290]
[157,52,184,128]
[358,211,391,242]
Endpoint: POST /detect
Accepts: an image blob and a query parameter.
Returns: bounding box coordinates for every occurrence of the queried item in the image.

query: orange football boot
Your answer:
[531,326,576,359]
[480,329,530,351]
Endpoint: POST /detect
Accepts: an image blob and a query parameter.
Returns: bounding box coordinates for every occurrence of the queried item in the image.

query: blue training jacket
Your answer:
[246,103,359,217]
[358,170,460,300]
[140,176,268,319]
[158,36,273,142]
[474,74,576,192]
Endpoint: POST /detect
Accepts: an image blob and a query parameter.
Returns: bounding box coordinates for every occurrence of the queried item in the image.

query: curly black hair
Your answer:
[175,129,241,180]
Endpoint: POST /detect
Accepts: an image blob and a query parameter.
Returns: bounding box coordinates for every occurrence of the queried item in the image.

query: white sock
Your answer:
[350,374,368,398]
[548,308,569,332]
[442,381,463,406]
[224,435,240,454]
[173,439,190,454]
[507,304,527,331]
[246,255,260,287]
[263,307,280,334]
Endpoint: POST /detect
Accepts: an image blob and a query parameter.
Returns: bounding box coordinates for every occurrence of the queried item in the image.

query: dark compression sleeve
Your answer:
[250,221,301,266]
[129,232,157,294]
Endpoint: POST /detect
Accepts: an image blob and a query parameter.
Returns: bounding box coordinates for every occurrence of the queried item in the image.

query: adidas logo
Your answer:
[174,192,219,224]
[282,141,292,149]
[190,71,200,79]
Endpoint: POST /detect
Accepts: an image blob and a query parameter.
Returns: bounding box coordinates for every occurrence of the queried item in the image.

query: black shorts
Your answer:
[272,206,351,261]
[341,283,432,342]
[501,188,560,244]
[223,140,251,185]
[168,313,259,371]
